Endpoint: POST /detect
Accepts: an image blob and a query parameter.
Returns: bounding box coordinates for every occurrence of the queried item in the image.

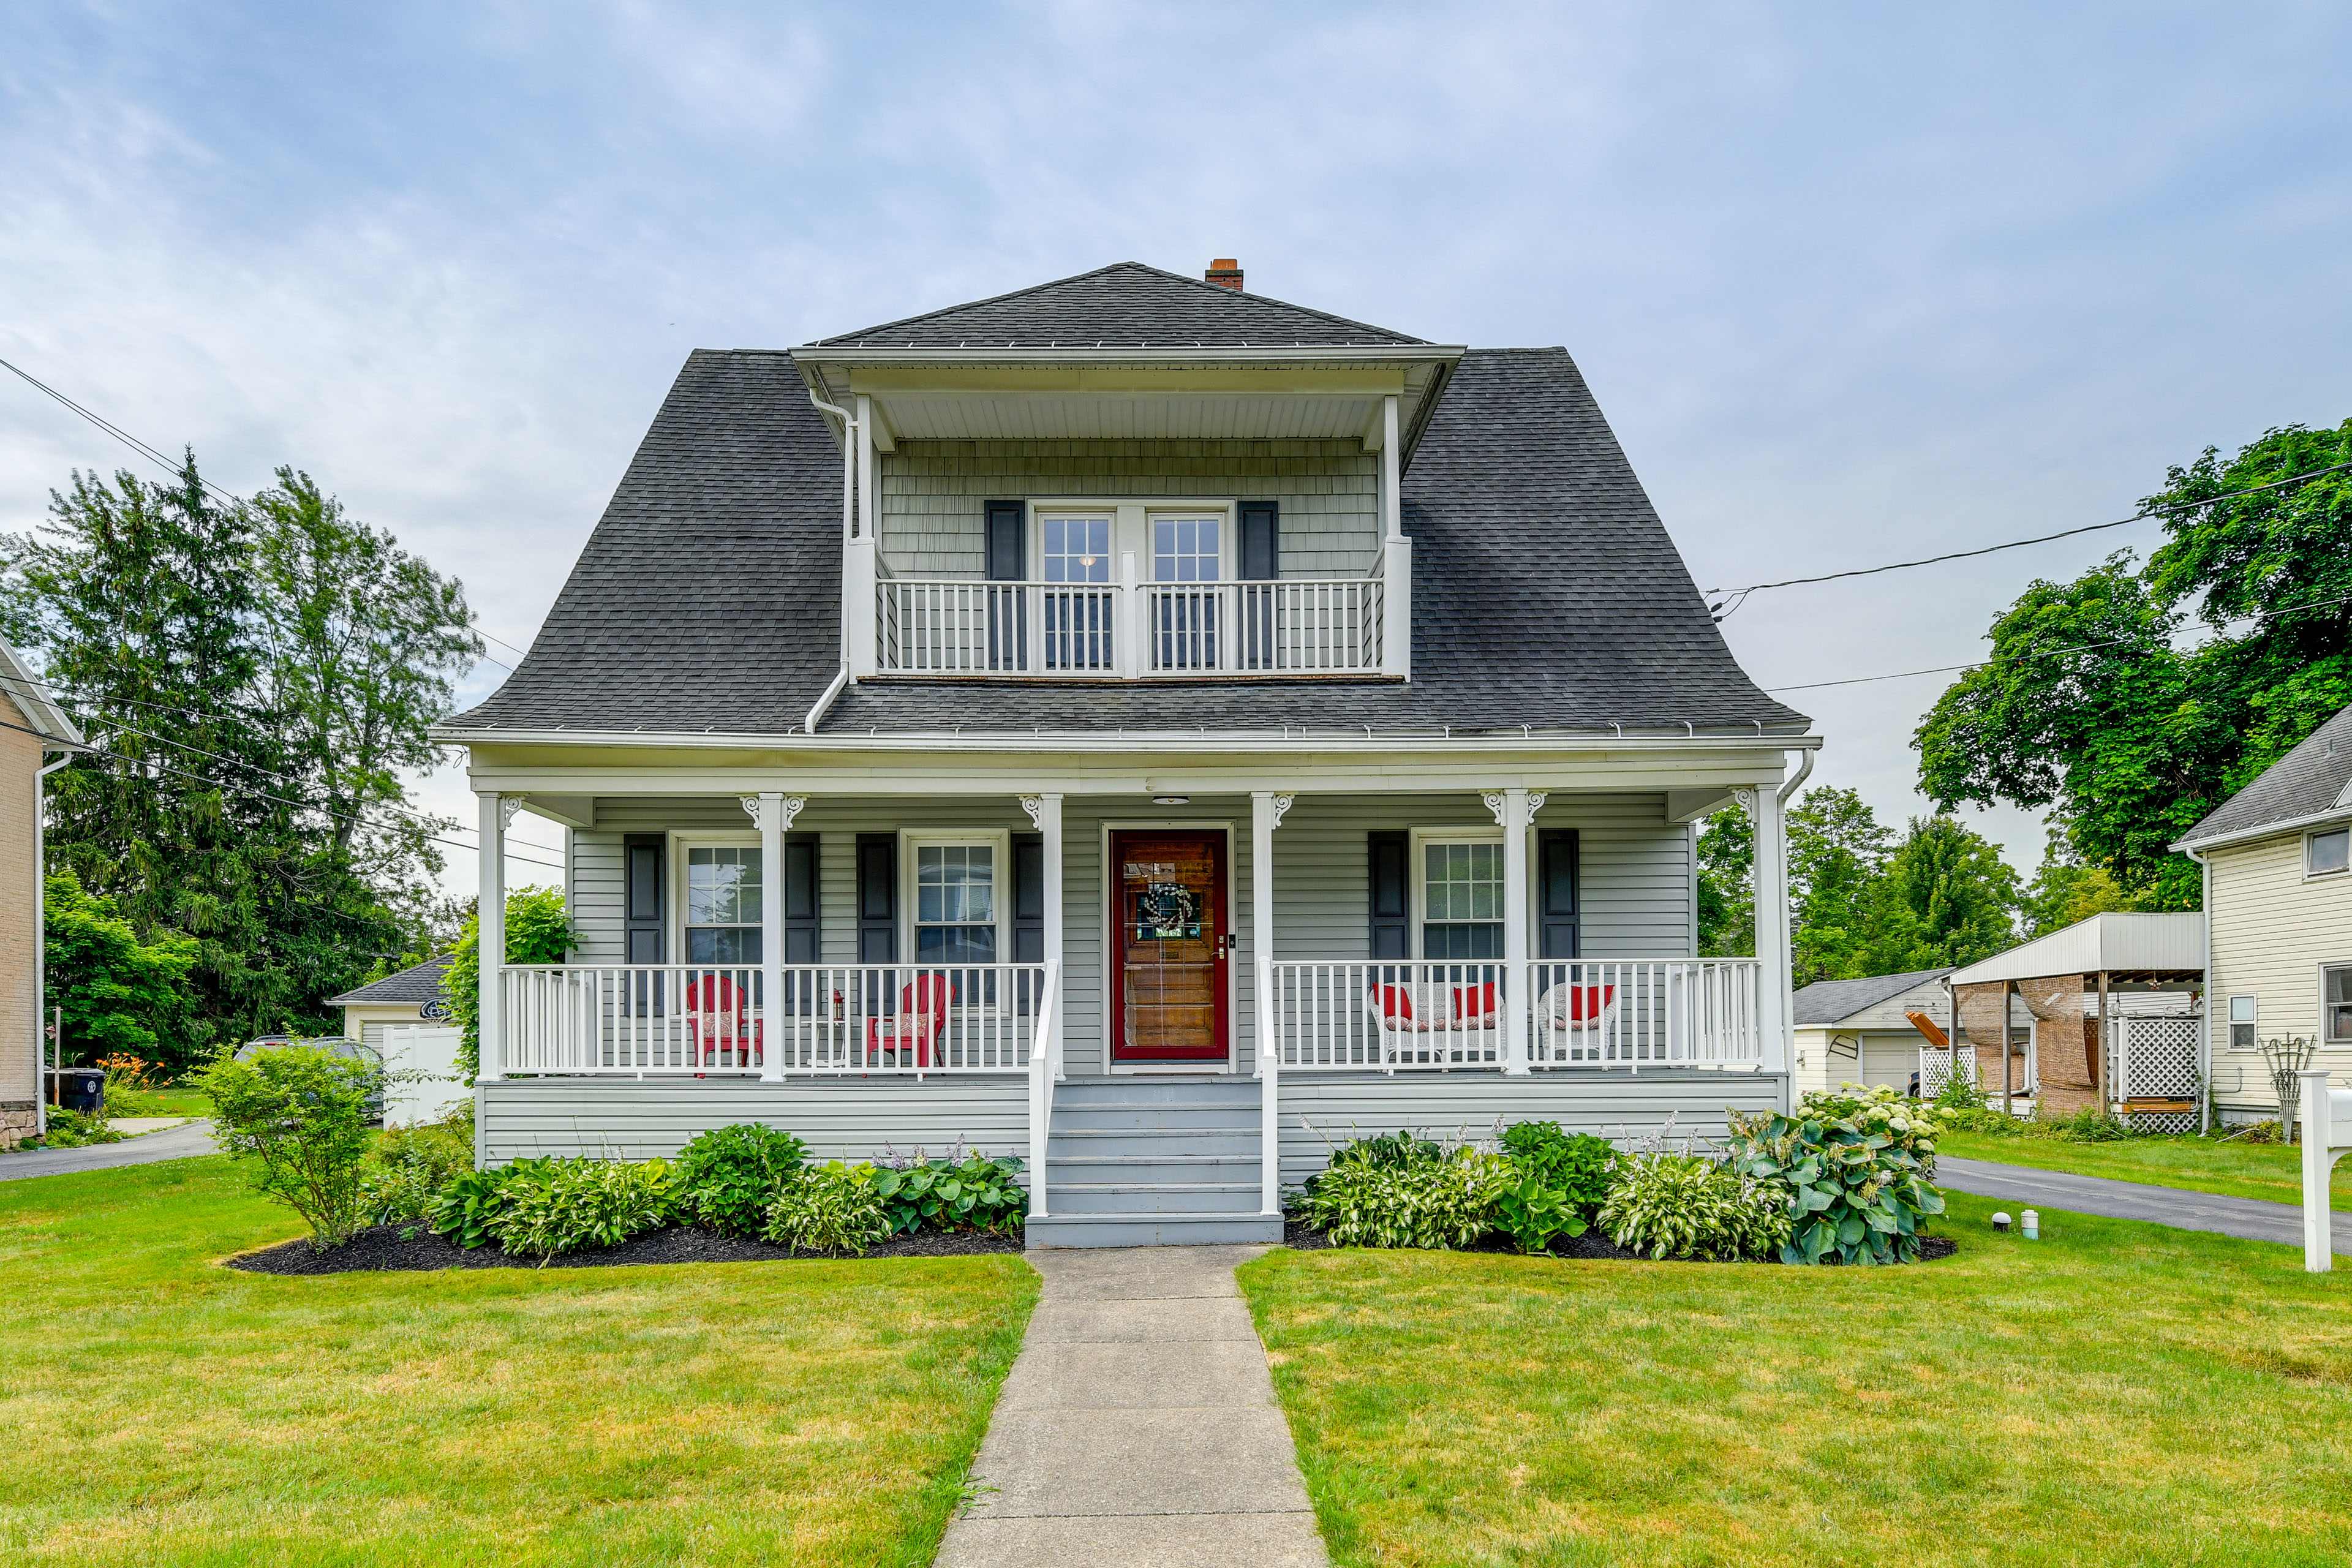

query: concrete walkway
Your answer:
[1939,1155,2350,1255]
[0,1118,219,1182]
[935,1245,1329,1567]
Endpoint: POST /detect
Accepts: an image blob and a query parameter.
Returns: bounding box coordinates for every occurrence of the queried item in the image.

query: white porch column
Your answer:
[1020,794,1065,1079]
[744,793,803,1082]
[475,791,509,1083]
[1490,788,1535,1075]
[855,393,876,540]
[1379,394,1412,679]
[1743,785,1791,1077]
[1251,791,1293,1216]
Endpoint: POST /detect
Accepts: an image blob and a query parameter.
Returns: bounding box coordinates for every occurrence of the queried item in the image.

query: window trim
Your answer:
[2324,963,2352,1048]
[1144,502,1236,584]
[670,833,763,965]
[1022,497,1239,585]
[899,829,1013,980]
[2307,824,2351,881]
[1409,826,1507,962]
[2226,993,2258,1051]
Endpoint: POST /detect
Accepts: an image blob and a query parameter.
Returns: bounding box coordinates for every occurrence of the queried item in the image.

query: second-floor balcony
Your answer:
[875,571,1388,677]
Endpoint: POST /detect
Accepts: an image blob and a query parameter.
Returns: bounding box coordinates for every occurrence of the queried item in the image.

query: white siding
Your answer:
[2205,829,2352,1114]
[1793,1028,1926,1096]
[478,1077,1027,1164]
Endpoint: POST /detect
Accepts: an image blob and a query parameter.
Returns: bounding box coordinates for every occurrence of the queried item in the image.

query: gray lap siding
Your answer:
[561,790,1694,1079]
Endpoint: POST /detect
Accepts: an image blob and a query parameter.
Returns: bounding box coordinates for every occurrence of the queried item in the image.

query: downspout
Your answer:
[33,750,74,1140]
[804,390,858,735]
[1770,746,1815,1109]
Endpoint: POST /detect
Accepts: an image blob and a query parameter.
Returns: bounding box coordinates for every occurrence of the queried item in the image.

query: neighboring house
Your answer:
[2176,701,2352,1125]
[435,259,1820,1245]
[325,954,456,1055]
[1,637,86,1148]
[1790,968,1950,1098]
[1946,912,2205,1125]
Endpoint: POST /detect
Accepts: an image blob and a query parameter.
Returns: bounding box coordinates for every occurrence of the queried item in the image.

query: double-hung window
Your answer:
[1417,834,1506,961]
[913,840,999,967]
[684,845,761,963]
[2328,966,2352,1047]
[2227,995,2257,1051]
[2309,826,2350,878]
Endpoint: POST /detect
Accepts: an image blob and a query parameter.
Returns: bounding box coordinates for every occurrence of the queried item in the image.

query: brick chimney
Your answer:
[1204,258,1243,292]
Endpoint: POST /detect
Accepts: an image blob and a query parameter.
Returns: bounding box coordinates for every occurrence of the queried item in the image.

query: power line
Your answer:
[0,350,516,676]
[1764,589,2352,695]
[1708,458,2352,616]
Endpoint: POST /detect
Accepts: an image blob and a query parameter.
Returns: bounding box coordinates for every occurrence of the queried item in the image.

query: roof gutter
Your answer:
[804,390,858,735]
[2172,802,2352,856]
[433,725,1823,755]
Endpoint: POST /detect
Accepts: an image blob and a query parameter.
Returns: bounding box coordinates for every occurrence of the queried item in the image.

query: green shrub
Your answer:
[1302,1145,1510,1250]
[764,1161,894,1256]
[431,1161,538,1250]
[198,1045,382,1248]
[361,1115,473,1238]
[1493,1172,1587,1254]
[1597,1153,1791,1262]
[874,1152,1027,1235]
[487,1158,677,1262]
[675,1123,809,1237]
[1931,1072,1988,1115]
[1325,1128,1445,1173]
[36,1106,123,1148]
[1498,1121,1618,1216]
[2048,1105,2138,1142]
[1730,1087,1946,1265]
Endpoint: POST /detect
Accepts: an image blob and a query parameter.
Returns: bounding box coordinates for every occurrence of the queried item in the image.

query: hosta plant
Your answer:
[431,1160,539,1250]
[1498,1120,1618,1218]
[765,1161,894,1256]
[1597,1152,1791,1262]
[487,1157,677,1262]
[873,1152,1027,1235]
[1493,1170,1587,1254]
[676,1123,809,1237]
[1730,1087,1946,1265]
[1302,1142,1510,1250]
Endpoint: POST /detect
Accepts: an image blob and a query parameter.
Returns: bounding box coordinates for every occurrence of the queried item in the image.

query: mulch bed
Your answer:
[1281,1215,1959,1265]
[227,1223,1025,1276]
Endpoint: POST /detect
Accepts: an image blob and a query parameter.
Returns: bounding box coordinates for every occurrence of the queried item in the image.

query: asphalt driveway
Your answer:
[1937,1154,2351,1256]
[0,1119,220,1182]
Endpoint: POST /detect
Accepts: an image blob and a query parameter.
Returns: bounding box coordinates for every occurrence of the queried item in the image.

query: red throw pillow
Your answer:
[1453,982,1499,1025]
[1567,984,1615,1022]
[1373,984,1415,1025]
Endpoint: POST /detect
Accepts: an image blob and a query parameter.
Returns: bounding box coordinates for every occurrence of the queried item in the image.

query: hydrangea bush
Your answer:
[1728,1084,1946,1265]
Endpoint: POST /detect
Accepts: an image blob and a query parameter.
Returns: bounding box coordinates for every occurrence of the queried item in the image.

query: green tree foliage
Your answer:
[42,870,198,1063]
[445,886,574,1079]
[6,453,478,1058]
[1861,815,2020,973]
[1695,804,1753,957]
[1917,421,2352,905]
[2021,826,2146,937]
[1787,786,1896,987]
[199,1044,382,1248]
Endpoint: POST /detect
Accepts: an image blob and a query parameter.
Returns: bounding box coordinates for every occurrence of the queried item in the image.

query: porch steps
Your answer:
[1027,1077,1283,1248]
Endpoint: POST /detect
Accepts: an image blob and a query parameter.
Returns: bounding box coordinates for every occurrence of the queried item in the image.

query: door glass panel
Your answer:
[1039,514,1113,670]
[1115,833,1224,1060]
[1152,515,1223,669]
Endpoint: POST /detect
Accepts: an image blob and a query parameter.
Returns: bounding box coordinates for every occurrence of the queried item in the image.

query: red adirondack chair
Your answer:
[865,973,951,1068]
[685,973,762,1070]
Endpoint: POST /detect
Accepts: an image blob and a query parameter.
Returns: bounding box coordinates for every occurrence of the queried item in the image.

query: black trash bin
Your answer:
[53,1068,105,1114]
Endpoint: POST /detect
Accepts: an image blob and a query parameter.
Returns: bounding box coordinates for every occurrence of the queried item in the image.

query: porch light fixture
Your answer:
[1152,795,1190,805]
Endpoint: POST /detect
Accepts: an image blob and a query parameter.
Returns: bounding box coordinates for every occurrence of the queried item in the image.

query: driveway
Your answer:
[1937,1155,2351,1256]
[0,1119,220,1182]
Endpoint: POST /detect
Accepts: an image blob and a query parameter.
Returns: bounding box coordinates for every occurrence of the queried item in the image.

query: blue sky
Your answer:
[6,2,2349,897]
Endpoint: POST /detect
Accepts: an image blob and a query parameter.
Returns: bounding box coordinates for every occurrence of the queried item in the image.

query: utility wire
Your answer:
[1,351,520,675]
[1764,589,2352,695]
[1708,458,2352,616]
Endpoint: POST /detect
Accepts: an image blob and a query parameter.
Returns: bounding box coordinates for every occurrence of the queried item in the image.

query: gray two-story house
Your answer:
[439,260,1817,1245]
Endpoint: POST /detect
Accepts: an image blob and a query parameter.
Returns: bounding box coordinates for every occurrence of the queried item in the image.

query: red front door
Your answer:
[1110,830,1231,1064]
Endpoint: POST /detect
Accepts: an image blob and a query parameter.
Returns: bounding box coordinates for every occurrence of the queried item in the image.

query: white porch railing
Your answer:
[874,578,1382,676]
[1263,958,1766,1071]
[500,962,1049,1076]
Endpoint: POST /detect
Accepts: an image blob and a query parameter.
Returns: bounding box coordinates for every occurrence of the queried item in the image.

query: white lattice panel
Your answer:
[2121,1016,2201,1133]
[1918,1046,1978,1096]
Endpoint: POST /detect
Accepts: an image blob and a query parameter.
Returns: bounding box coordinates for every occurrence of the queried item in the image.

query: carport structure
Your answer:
[1946,912,2206,1125]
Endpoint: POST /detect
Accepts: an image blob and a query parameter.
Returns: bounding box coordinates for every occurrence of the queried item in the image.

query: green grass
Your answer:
[1240,1195,2352,1567]
[1941,1128,2352,1209]
[104,1085,212,1118]
[0,1156,1038,1566]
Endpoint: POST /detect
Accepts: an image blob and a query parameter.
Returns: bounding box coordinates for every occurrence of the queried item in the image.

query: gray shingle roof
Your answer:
[326,954,453,1008]
[1791,967,1951,1027]
[816,262,1425,349]
[2179,701,2352,846]
[451,348,1806,737]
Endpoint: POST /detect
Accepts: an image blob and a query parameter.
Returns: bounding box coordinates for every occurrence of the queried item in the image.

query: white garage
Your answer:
[1791,968,1953,1098]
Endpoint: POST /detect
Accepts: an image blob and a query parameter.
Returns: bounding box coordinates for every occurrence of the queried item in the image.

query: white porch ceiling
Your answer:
[872,391,1387,442]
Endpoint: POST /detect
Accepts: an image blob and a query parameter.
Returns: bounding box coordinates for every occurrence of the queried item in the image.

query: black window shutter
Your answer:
[624,834,665,962]
[856,833,898,962]
[1367,829,1409,960]
[783,834,820,962]
[1538,829,1581,959]
[1240,500,1278,668]
[985,499,1025,669]
[1011,833,1044,963]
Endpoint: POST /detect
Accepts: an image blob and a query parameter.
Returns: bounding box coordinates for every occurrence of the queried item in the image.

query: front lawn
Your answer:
[0,1157,1037,1566]
[1940,1128,2352,1210]
[104,1083,212,1118]
[1240,1193,2352,1567]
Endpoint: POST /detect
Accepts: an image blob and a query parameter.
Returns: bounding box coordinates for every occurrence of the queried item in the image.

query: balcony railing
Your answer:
[875,577,1384,677]
[499,962,1048,1076]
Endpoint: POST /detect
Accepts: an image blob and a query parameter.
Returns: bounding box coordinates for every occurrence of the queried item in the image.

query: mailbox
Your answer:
[2301,1072,2352,1273]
